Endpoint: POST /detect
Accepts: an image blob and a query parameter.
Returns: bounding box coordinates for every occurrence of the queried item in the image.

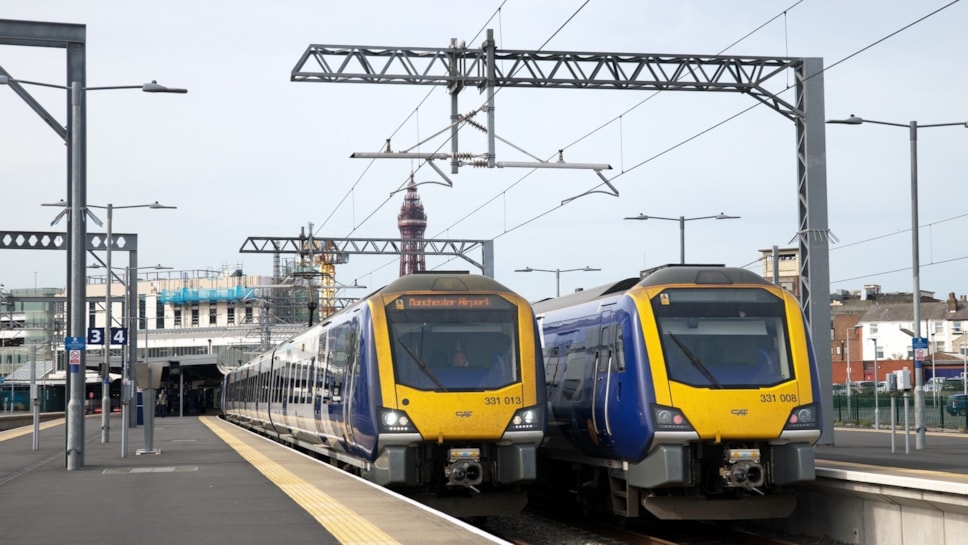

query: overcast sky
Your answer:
[2,1,968,303]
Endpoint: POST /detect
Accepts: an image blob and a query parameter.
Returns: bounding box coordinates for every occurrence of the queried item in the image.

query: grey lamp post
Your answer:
[931,332,936,406]
[96,202,176,444]
[871,337,880,430]
[623,213,740,264]
[514,266,601,297]
[3,74,186,469]
[46,201,176,445]
[963,335,967,397]
[120,264,172,457]
[827,114,968,450]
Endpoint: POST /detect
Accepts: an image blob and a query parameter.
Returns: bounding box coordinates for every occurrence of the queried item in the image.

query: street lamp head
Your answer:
[581,266,601,272]
[141,80,188,94]
[514,267,535,273]
[826,114,864,125]
[715,212,740,220]
[148,201,177,210]
[624,213,649,221]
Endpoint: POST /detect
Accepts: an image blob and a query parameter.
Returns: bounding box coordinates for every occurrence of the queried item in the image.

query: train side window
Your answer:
[561,342,585,401]
[544,346,561,386]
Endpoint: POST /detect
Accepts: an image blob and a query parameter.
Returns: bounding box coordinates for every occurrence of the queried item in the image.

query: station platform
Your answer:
[0,413,509,545]
[817,427,968,477]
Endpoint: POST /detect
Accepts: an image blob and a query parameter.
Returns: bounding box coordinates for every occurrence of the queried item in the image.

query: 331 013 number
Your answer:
[483,396,523,405]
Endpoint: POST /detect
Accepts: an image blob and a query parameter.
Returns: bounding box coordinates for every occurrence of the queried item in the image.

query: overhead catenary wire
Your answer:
[320,1,963,288]
[337,0,808,280]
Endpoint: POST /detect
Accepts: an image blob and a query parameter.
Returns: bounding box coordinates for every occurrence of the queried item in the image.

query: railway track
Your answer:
[479,505,819,545]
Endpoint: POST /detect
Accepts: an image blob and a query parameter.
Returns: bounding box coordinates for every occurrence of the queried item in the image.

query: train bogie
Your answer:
[534,265,821,520]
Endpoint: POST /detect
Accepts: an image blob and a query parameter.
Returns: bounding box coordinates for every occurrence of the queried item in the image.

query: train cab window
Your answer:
[386,294,520,392]
[653,288,793,388]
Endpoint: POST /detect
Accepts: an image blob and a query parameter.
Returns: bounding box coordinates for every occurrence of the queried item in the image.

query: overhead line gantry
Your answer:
[290,29,833,444]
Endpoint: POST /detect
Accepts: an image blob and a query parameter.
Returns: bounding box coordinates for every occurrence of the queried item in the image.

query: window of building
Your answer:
[933,321,944,335]
[138,294,147,330]
[954,321,963,334]
[244,305,253,324]
[191,307,200,326]
[88,301,97,328]
[227,306,235,325]
[156,299,165,330]
[870,323,878,336]
[209,304,217,326]
[174,308,182,326]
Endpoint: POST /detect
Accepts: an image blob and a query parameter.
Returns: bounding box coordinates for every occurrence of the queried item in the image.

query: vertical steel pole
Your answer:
[873,338,880,429]
[678,216,685,264]
[846,328,852,419]
[121,267,129,458]
[910,121,925,450]
[485,29,496,169]
[67,81,85,470]
[931,333,937,407]
[31,344,39,451]
[102,204,112,442]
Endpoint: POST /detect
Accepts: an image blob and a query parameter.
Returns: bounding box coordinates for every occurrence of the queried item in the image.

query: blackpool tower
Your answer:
[397,178,428,276]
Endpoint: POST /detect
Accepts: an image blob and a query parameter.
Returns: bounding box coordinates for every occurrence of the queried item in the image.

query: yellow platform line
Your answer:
[201,417,400,545]
[0,418,64,442]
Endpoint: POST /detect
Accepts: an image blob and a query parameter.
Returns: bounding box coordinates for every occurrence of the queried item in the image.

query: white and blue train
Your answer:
[221,272,545,517]
[533,265,821,520]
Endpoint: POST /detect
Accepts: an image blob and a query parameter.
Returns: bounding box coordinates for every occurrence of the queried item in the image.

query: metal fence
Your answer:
[832,392,968,431]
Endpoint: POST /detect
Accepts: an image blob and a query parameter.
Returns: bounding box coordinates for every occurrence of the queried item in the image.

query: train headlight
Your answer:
[379,408,417,433]
[505,405,543,432]
[651,404,694,431]
[783,403,819,430]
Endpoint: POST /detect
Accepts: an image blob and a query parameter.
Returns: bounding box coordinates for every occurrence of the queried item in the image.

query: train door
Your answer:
[341,317,361,449]
[327,323,351,448]
[590,310,614,445]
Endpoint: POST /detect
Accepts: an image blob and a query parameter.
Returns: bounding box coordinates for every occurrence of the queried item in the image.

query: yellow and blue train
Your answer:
[221,272,545,517]
[534,265,820,520]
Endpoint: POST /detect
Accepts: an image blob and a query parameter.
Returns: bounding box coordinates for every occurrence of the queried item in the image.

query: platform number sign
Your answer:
[87,327,128,346]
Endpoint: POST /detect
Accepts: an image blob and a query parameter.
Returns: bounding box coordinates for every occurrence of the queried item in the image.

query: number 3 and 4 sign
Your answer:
[87,327,128,346]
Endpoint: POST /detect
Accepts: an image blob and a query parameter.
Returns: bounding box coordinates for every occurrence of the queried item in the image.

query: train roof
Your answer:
[533,265,771,314]
[379,271,516,295]
[637,264,772,287]
[533,277,640,314]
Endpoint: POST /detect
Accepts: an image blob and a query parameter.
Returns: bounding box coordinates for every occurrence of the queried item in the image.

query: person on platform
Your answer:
[157,389,168,417]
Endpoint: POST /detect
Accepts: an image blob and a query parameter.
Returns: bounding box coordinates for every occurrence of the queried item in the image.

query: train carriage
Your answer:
[222,272,545,517]
[534,265,821,520]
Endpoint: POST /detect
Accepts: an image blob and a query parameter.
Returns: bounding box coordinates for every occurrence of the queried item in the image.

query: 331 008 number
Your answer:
[759,393,798,403]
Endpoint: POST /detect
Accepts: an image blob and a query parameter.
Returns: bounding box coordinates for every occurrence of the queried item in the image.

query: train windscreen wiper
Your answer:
[397,339,449,392]
[667,333,723,389]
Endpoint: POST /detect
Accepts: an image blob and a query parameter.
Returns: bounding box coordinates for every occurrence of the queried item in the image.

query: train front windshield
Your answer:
[386,294,520,391]
[651,288,794,388]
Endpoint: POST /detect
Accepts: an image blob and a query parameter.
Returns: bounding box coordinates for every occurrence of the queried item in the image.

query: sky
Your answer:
[2,1,968,304]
